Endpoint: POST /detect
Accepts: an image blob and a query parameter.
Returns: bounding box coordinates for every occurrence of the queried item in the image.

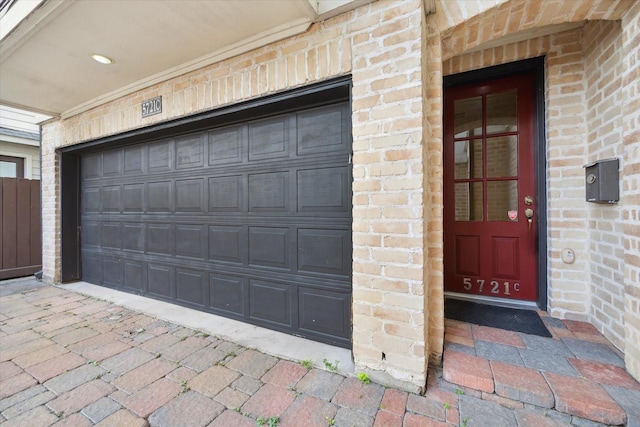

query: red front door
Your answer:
[444,72,538,302]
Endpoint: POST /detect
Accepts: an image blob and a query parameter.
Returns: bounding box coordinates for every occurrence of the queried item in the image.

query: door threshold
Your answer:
[445,292,540,311]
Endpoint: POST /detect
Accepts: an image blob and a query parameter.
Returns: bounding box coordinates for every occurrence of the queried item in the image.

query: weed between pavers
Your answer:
[287,385,301,398]
[322,358,339,372]
[179,380,190,395]
[256,416,279,427]
[357,372,370,384]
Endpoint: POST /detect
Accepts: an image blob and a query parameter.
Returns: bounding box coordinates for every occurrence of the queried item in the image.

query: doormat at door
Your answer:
[445,298,552,338]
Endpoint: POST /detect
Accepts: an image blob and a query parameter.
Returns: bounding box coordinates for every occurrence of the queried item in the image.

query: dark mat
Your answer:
[445,298,552,338]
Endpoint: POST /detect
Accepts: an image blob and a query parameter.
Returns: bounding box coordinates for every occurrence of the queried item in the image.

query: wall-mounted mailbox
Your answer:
[584,158,619,204]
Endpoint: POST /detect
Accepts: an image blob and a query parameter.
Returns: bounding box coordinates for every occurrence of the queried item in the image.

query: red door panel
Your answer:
[444,72,537,302]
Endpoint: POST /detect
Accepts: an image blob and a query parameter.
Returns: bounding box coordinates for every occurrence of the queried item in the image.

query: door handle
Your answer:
[525,208,534,230]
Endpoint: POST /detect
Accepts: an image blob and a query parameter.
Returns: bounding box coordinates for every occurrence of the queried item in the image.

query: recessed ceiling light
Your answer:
[91,54,114,64]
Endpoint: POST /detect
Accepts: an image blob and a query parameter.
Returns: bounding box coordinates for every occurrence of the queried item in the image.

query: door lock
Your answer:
[524,195,534,205]
[525,208,534,230]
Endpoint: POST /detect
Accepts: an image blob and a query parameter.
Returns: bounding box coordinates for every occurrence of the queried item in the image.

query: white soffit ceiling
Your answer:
[0,0,371,119]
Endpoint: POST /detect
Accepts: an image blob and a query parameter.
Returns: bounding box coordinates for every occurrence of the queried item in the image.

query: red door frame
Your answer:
[443,58,547,309]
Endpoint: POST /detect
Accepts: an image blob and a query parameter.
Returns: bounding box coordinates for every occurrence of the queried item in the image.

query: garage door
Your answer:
[79,101,352,348]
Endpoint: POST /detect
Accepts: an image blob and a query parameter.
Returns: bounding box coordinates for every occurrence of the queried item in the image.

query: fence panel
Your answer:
[0,178,42,279]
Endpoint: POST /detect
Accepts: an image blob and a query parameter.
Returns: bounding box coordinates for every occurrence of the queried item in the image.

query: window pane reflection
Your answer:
[454,140,483,179]
[486,90,517,134]
[487,181,518,221]
[454,97,482,137]
[455,182,483,221]
[486,136,517,178]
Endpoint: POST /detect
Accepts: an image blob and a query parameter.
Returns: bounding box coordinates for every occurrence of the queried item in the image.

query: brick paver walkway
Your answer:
[1,278,639,426]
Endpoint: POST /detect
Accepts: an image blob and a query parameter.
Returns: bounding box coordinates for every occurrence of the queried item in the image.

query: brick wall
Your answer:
[40,121,61,283]
[424,13,445,368]
[583,20,625,349]
[350,0,427,390]
[40,0,431,392]
[621,2,640,382]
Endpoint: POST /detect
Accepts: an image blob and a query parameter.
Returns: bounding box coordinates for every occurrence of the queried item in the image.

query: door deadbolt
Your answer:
[524,195,534,205]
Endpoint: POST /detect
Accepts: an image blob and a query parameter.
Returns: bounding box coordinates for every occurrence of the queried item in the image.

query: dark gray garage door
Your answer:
[80,101,352,347]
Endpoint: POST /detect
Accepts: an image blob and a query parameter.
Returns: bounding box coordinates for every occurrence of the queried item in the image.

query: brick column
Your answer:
[350,0,428,392]
[40,120,62,284]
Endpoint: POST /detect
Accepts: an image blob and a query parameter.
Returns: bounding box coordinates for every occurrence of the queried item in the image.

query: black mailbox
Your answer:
[584,158,619,204]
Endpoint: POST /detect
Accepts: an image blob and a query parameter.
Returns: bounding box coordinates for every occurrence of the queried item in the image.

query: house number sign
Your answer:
[141,96,162,118]
[462,277,520,296]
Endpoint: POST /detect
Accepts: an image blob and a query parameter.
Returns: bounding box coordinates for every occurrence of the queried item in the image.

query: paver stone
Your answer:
[442,349,494,393]
[279,394,339,427]
[545,371,626,425]
[332,377,385,417]
[148,390,224,427]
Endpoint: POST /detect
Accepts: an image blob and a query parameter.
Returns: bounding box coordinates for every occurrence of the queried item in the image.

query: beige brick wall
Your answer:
[40,0,431,392]
[584,20,625,349]
[351,0,428,391]
[40,121,61,283]
[424,13,445,368]
[621,1,640,382]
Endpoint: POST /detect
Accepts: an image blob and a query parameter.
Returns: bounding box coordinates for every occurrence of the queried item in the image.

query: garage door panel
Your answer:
[102,222,122,249]
[248,172,289,212]
[82,153,102,180]
[297,104,349,156]
[176,268,205,307]
[298,228,350,276]
[124,260,145,291]
[176,224,206,259]
[209,175,243,212]
[103,150,122,177]
[297,167,349,213]
[83,187,101,212]
[148,140,174,172]
[82,252,102,284]
[124,145,145,174]
[209,225,245,264]
[147,263,173,299]
[147,224,174,255]
[103,257,123,288]
[123,184,145,212]
[209,125,245,165]
[249,117,289,161]
[83,221,101,247]
[147,181,173,212]
[250,279,292,326]
[103,185,121,212]
[210,273,245,315]
[80,99,352,348]
[123,223,145,252]
[249,227,290,269]
[299,288,349,339]
[175,178,204,213]
[176,134,205,170]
